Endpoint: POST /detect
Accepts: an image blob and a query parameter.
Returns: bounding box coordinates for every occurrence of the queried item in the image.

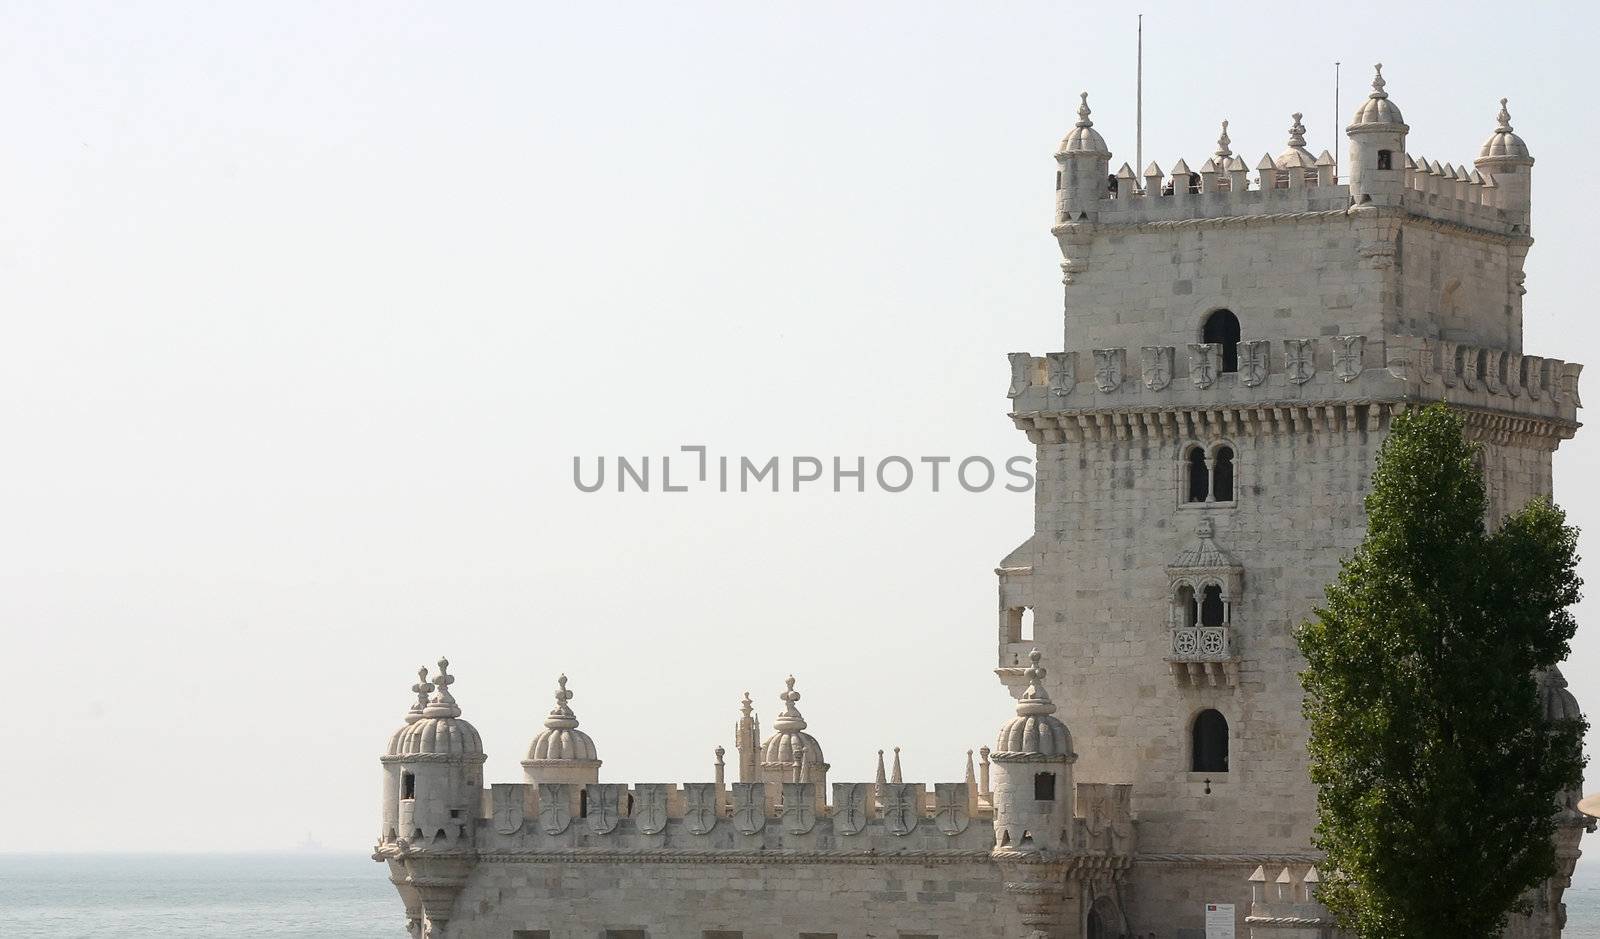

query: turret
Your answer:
[990,649,1076,855]
[1475,97,1534,228]
[1346,64,1409,206]
[382,658,485,853]
[757,676,829,793]
[734,691,759,782]
[1054,92,1111,224]
[521,674,601,787]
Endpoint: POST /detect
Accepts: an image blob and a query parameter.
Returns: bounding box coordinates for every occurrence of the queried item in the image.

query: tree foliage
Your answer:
[1297,403,1586,938]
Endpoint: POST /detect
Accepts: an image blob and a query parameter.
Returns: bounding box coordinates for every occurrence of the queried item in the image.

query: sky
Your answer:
[1,0,1597,858]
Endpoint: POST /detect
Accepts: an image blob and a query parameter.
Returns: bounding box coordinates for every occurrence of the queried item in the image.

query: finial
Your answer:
[1288,112,1307,149]
[407,666,433,722]
[1075,91,1093,128]
[739,691,753,719]
[422,657,461,719]
[1196,518,1215,540]
[542,673,580,730]
[891,746,903,784]
[965,749,977,785]
[773,675,808,732]
[1497,97,1513,133]
[1215,120,1232,160]
[1015,649,1058,718]
[875,749,888,786]
[714,745,725,764]
[1370,63,1387,98]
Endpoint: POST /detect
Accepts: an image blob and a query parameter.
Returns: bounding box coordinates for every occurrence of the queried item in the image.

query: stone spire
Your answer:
[1278,112,1316,168]
[964,749,977,788]
[406,666,433,723]
[875,749,888,787]
[1349,63,1405,127]
[1058,92,1110,156]
[1214,120,1233,162]
[891,746,903,784]
[422,658,461,719]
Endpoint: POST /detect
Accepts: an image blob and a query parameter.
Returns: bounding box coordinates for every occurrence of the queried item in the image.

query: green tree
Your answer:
[1297,403,1586,938]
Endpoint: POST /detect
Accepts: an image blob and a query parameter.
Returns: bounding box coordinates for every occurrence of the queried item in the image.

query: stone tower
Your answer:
[1000,67,1584,935]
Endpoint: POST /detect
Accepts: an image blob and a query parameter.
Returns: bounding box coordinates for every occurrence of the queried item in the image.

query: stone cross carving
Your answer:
[1140,346,1173,391]
[684,783,718,835]
[586,784,620,835]
[1187,343,1220,389]
[635,784,669,835]
[782,782,816,834]
[492,785,524,835]
[1046,351,1076,397]
[1332,335,1365,382]
[882,782,919,836]
[1239,340,1270,387]
[1007,353,1031,398]
[1283,339,1316,385]
[538,784,571,835]
[834,782,870,835]
[732,782,766,835]
[1092,348,1125,393]
[934,782,970,835]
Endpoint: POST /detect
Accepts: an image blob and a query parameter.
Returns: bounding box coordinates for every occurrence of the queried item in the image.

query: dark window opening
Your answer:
[1088,910,1106,939]
[1202,309,1241,373]
[1055,170,1063,191]
[1212,446,1235,501]
[449,809,463,819]
[1200,585,1225,627]
[1203,311,1241,379]
[400,772,415,800]
[1192,709,1229,773]
[1178,585,1197,628]
[1034,772,1057,801]
[1186,447,1209,503]
[1377,149,1393,170]
[1188,172,1201,194]
[579,789,589,818]
[1106,173,1118,196]
[513,931,552,939]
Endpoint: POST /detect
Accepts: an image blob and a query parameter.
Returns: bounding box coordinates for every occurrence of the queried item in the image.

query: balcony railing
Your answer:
[1166,626,1239,688]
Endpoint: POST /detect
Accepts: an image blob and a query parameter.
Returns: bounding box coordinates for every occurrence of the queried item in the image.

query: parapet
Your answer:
[1005,333,1581,447]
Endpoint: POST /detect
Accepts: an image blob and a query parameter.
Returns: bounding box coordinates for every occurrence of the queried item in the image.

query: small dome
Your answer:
[1277,113,1317,169]
[760,676,825,767]
[524,674,600,765]
[386,659,486,761]
[1478,98,1532,163]
[994,650,1074,758]
[1058,92,1110,156]
[1349,64,1405,128]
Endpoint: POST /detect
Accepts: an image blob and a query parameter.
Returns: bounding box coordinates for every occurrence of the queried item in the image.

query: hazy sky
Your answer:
[2,1,1597,858]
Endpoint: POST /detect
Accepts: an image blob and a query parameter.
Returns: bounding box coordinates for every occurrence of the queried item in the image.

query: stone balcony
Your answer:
[1165,626,1239,689]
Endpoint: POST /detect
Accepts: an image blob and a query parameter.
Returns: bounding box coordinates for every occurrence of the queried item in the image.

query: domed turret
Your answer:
[1055,92,1112,224]
[1277,113,1317,170]
[1346,64,1409,207]
[758,676,829,788]
[1475,98,1534,225]
[990,650,1076,856]
[521,674,602,787]
[378,658,486,856]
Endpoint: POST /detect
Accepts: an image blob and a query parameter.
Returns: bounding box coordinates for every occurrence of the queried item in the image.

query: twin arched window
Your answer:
[1175,583,1228,628]
[1192,709,1229,772]
[1184,445,1235,503]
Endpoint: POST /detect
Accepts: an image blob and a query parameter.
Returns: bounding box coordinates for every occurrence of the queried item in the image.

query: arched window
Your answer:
[1176,584,1197,627]
[1199,584,1225,627]
[1087,910,1106,939]
[1212,446,1235,502]
[1202,309,1241,373]
[1192,709,1229,772]
[1186,447,1209,503]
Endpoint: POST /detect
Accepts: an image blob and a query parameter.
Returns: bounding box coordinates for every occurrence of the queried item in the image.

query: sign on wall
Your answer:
[1204,902,1236,939]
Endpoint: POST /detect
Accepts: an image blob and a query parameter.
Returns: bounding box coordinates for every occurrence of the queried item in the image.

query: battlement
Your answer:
[1005,332,1581,446]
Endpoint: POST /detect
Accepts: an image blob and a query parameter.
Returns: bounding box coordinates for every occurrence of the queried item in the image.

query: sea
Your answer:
[1,853,1598,937]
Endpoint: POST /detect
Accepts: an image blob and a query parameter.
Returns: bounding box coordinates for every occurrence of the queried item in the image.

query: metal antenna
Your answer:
[1136,14,1144,185]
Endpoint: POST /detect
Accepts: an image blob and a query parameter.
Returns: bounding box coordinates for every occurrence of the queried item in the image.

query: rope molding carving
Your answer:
[476,848,998,866]
[1133,853,1323,866]
[1245,915,1337,926]
[1053,207,1527,247]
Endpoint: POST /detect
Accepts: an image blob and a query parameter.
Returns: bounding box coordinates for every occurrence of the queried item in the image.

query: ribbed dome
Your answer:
[391,717,485,758]
[759,676,826,766]
[993,649,1075,759]
[1478,99,1532,163]
[523,674,601,766]
[384,659,486,761]
[1349,64,1405,128]
[1058,92,1110,156]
